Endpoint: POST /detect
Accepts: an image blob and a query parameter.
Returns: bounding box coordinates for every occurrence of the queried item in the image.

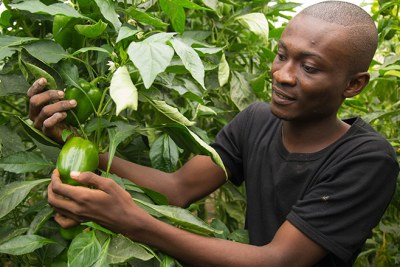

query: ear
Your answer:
[343,72,370,98]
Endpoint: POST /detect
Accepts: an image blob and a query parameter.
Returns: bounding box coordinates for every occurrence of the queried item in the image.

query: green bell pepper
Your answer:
[56,137,99,186]
[64,79,102,126]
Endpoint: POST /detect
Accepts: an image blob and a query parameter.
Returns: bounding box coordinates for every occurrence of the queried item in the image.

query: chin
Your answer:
[270,104,293,121]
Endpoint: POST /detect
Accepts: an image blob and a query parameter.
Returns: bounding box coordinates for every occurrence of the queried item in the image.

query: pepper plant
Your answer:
[0,0,398,266]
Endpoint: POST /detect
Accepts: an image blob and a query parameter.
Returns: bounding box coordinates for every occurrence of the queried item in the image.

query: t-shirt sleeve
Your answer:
[287,139,399,260]
[211,102,266,185]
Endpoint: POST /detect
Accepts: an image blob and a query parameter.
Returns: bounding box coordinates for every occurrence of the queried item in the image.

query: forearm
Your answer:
[98,153,179,203]
[127,211,281,267]
[98,153,227,207]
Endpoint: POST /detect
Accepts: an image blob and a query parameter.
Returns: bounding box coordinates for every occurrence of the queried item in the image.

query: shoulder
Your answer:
[346,118,398,161]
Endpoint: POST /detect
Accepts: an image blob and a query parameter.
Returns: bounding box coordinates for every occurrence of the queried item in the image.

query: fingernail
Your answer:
[69,100,77,106]
[58,91,64,97]
[70,171,80,178]
[39,78,46,86]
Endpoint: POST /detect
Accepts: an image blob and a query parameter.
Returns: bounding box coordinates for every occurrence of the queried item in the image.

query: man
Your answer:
[28,1,398,266]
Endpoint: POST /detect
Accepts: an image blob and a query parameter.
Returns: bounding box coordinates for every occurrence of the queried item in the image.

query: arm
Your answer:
[99,154,227,207]
[48,170,327,267]
[27,78,226,207]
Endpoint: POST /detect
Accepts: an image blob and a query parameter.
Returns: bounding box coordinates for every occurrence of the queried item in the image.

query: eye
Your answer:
[277,53,287,61]
[302,63,318,74]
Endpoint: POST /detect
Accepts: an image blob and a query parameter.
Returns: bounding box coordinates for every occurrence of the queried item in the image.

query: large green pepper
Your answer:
[64,79,102,126]
[56,137,99,186]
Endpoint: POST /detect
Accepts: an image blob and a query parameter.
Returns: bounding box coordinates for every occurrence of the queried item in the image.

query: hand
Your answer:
[48,169,146,236]
[27,78,77,143]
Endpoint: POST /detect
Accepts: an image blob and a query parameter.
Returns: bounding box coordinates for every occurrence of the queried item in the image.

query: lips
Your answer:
[272,86,296,104]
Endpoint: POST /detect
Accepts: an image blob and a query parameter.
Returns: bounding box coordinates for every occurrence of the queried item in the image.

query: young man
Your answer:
[28,1,399,266]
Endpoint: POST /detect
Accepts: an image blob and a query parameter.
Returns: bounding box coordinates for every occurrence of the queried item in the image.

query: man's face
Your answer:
[270,14,352,122]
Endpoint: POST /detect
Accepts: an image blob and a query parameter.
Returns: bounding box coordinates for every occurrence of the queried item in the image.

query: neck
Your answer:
[282,117,350,153]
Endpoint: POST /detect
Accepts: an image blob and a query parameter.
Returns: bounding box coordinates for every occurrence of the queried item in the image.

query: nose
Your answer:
[272,61,297,86]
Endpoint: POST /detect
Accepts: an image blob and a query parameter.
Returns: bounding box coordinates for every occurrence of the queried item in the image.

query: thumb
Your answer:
[70,171,114,192]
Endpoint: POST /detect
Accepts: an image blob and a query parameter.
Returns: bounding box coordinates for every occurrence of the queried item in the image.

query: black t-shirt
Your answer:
[211,102,399,266]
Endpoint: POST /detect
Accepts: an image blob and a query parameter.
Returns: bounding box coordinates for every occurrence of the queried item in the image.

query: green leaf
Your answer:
[116,25,139,43]
[106,122,138,175]
[235,13,269,42]
[23,62,58,90]
[0,179,51,219]
[57,61,80,88]
[107,234,154,264]
[218,53,230,87]
[68,231,102,267]
[0,228,29,245]
[169,37,205,89]
[147,98,195,126]
[0,235,54,255]
[150,134,179,172]
[230,71,256,111]
[72,46,112,56]
[9,0,88,19]
[16,116,60,147]
[27,205,54,235]
[126,7,169,29]
[75,20,108,38]
[0,35,38,61]
[0,125,25,157]
[0,73,30,96]
[157,123,227,177]
[159,0,186,33]
[92,236,110,267]
[93,0,121,31]
[135,198,223,236]
[0,151,53,173]
[82,222,115,235]
[127,32,176,89]
[23,40,69,64]
[110,66,138,115]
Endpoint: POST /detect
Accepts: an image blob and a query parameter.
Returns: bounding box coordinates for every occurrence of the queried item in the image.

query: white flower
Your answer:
[107,61,117,73]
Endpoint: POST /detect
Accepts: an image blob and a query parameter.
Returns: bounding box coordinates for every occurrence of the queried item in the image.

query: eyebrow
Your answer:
[278,39,324,60]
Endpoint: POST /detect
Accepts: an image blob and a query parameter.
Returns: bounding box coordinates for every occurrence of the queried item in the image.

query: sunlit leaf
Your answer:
[9,0,87,19]
[148,98,195,126]
[107,234,154,264]
[236,12,269,41]
[157,123,227,177]
[0,235,54,255]
[126,7,169,29]
[116,25,139,43]
[127,32,175,88]
[93,0,121,30]
[230,71,256,111]
[68,231,101,267]
[135,198,223,236]
[218,53,230,87]
[169,37,205,89]
[110,66,138,115]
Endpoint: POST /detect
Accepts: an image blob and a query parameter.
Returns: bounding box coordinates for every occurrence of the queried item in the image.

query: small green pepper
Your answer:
[59,224,86,240]
[56,137,99,186]
[64,79,102,126]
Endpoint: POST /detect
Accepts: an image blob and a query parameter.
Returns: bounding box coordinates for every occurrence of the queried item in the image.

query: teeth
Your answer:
[276,91,291,100]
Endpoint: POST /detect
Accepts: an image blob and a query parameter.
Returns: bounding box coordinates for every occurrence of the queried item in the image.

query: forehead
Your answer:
[281,14,351,60]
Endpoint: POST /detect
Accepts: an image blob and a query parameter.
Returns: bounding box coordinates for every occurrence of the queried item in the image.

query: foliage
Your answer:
[0,0,398,266]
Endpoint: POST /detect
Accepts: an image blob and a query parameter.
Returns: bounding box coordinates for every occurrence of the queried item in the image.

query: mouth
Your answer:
[272,86,296,104]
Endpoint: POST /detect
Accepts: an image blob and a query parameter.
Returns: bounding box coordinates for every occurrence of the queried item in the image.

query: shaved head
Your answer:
[298,1,378,73]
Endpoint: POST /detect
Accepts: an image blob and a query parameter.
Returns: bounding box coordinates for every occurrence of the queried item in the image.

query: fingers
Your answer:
[70,171,119,194]
[54,213,80,229]
[27,78,47,97]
